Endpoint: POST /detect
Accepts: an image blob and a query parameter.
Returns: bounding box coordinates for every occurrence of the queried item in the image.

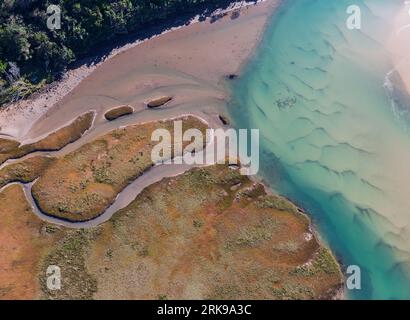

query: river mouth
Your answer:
[1,1,349,300]
[229,0,410,299]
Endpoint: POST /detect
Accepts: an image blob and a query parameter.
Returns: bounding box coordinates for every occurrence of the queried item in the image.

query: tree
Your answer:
[0,0,229,105]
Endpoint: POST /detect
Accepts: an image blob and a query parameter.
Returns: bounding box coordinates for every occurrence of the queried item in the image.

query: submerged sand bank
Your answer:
[0,0,279,140]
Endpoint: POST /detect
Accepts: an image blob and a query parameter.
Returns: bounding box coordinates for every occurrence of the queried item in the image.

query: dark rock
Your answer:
[218,114,230,126]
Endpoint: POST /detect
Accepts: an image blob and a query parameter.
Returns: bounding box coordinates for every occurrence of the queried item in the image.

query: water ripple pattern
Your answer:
[230,0,410,299]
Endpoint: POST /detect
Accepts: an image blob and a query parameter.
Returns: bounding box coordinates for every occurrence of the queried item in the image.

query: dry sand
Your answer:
[0,0,280,140]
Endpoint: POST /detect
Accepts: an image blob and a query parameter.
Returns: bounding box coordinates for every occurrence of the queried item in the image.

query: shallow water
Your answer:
[229,0,410,299]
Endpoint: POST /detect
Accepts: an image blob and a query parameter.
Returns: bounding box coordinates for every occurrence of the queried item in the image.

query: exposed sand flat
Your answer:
[0,0,279,140]
[389,3,410,93]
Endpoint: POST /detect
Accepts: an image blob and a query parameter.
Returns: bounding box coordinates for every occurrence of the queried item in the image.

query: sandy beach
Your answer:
[0,0,279,140]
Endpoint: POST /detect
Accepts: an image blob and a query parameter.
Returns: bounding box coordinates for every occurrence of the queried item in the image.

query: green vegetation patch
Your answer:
[40,230,97,300]
[104,105,133,121]
[147,96,173,108]
[292,248,342,277]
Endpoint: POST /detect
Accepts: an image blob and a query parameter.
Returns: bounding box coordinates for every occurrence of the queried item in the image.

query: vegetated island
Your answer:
[147,96,173,109]
[104,105,134,121]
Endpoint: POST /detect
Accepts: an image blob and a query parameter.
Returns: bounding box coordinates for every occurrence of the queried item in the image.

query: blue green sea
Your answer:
[229,0,410,299]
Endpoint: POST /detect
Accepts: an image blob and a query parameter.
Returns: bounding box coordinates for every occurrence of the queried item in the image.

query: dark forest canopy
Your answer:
[0,0,240,105]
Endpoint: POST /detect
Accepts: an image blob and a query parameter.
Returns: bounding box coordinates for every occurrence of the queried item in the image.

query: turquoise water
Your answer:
[229,0,410,299]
